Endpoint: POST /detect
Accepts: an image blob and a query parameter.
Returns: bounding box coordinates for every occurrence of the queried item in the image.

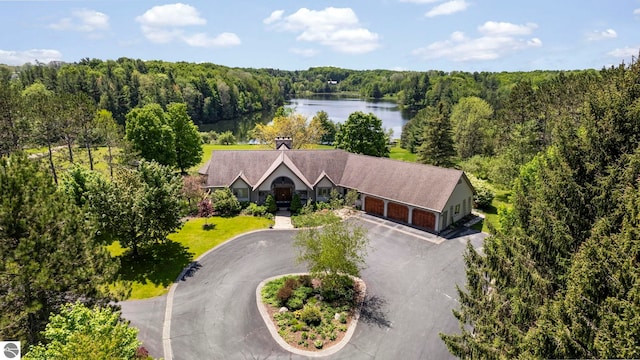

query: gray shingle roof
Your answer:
[199,149,468,212]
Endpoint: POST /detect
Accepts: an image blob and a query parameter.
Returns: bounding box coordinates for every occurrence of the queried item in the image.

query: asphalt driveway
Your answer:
[121,218,486,360]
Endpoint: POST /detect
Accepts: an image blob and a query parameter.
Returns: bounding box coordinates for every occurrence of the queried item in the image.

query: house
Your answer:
[198,138,474,233]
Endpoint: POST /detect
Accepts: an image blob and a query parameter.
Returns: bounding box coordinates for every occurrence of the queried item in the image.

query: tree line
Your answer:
[438,57,640,358]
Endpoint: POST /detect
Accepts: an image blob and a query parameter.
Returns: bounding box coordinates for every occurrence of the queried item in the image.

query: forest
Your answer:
[1,54,640,358]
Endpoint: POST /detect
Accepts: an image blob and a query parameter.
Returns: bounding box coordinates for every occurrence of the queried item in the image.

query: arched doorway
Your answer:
[271,176,295,206]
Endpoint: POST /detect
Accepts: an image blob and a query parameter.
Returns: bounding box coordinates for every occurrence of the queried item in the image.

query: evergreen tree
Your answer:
[416,102,455,167]
[0,154,117,346]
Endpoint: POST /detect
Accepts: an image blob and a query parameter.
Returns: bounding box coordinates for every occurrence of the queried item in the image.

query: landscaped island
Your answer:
[258,273,365,354]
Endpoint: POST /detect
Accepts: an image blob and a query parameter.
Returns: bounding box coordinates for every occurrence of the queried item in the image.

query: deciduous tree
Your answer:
[294,222,368,293]
[335,111,389,157]
[125,104,176,166]
[252,112,325,149]
[25,303,141,360]
[167,102,203,173]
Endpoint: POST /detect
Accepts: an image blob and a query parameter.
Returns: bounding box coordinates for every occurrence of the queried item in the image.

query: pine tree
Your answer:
[0,154,117,346]
[417,102,455,167]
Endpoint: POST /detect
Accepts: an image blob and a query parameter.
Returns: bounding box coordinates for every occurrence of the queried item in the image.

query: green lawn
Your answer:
[109,215,273,299]
[389,145,416,162]
[473,187,512,234]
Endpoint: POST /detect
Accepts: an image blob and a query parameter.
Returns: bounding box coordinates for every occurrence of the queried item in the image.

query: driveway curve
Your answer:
[123,219,486,360]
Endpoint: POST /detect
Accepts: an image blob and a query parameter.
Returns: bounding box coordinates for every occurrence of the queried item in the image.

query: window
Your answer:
[455,204,460,214]
[233,187,249,199]
[318,187,331,198]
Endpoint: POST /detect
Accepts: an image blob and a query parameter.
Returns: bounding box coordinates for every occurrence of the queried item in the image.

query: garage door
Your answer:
[387,202,409,223]
[412,209,435,230]
[365,196,384,216]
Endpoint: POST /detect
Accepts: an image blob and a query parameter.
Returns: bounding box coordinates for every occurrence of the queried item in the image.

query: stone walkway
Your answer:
[272,210,293,229]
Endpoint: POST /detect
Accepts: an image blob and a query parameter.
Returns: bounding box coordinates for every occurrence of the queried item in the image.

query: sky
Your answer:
[0,0,638,72]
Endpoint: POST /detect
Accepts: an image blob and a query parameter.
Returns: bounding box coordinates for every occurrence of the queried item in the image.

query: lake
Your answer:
[199,95,412,141]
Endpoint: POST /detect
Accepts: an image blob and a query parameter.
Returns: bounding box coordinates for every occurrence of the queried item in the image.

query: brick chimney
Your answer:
[275,137,292,150]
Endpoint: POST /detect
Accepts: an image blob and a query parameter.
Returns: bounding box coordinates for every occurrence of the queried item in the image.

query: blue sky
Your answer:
[0,0,638,71]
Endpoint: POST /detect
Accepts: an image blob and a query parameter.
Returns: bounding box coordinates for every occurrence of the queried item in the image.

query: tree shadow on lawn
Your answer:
[117,240,194,288]
[359,295,391,329]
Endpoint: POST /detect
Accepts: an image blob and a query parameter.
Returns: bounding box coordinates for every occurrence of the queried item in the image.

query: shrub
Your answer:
[241,202,268,217]
[474,186,495,210]
[300,201,314,215]
[329,188,344,209]
[314,340,324,349]
[265,194,277,213]
[299,305,322,326]
[338,324,347,332]
[217,130,236,145]
[287,296,304,310]
[211,188,241,216]
[298,275,312,287]
[344,189,359,207]
[277,286,293,306]
[301,331,308,340]
[321,275,355,304]
[339,313,347,324]
[284,277,299,290]
[290,193,302,214]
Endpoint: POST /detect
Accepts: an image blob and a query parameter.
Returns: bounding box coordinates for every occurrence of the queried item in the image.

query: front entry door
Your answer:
[275,187,292,202]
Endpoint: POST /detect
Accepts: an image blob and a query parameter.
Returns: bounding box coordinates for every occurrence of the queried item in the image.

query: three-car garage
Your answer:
[363,195,437,232]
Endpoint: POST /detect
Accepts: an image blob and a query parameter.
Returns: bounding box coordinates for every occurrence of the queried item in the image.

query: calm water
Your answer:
[199,95,411,141]
[286,95,411,139]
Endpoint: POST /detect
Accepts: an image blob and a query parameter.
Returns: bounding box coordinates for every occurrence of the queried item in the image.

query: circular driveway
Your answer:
[123,218,486,359]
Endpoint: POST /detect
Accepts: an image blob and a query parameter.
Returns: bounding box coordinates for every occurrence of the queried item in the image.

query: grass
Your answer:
[474,187,512,234]
[389,145,416,162]
[109,215,273,299]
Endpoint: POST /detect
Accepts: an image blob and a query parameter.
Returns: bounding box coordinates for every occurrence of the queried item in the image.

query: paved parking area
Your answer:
[121,217,487,359]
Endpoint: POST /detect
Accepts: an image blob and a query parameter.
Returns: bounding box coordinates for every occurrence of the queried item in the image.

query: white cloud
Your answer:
[608,46,639,58]
[266,7,380,54]
[263,10,284,25]
[136,3,240,48]
[412,21,542,62]
[135,3,205,27]
[49,9,109,33]
[634,8,640,15]
[587,28,617,41]
[399,0,440,3]
[289,48,319,57]
[0,49,63,66]
[183,32,241,47]
[478,21,537,36]
[425,0,469,17]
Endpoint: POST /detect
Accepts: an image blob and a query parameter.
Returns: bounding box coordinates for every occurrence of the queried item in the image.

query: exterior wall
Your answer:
[442,177,474,226]
[230,178,250,202]
[315,177,335,202]
[256,164,311,193]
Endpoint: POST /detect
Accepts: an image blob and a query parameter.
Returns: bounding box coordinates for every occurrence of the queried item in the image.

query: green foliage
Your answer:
[314,340,324,349]
[241,202,270,217]
[335,111,390,157]
[442,59,640,359]
[294,222,368,295]
[328,188,344,210]
[416,102,455,167]
[89,160,184,256]
[216,130,237,145]
[265,194,277,213]
[211,188,241,217]
[344,189,359,207]
[473,186,495,210]
[450,96,494,159]
[314,110,336,144]
[167,102,203,173]
[290,192,302,214]
[125,103,176,166]
[25,303,140,360]
[291,210,341,228]
[299,305,322,327]
[0,154,116,346]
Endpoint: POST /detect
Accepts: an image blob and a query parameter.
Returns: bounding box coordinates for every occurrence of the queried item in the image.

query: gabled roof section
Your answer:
[200,148,472,213]
[313,171,336,187]
[251,152,314,190]
[338,153,466,212]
